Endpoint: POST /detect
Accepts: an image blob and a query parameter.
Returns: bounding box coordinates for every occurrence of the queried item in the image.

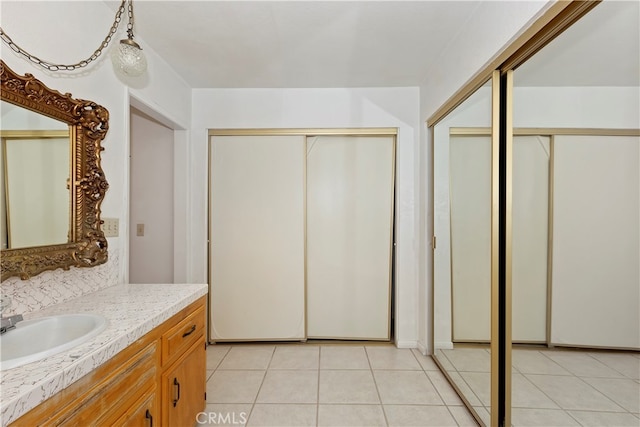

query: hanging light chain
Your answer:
[0,0,131,72]
[126,0,136,40]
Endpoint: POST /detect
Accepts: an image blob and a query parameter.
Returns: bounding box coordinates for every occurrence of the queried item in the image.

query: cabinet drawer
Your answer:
[161,305,205,366]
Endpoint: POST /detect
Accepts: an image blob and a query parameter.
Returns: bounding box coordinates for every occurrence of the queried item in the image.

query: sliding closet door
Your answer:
[450,135,492,342]
[209,135,305,341]
[306,135,394,340]
[551,135,639,349]
[450,134,548,342]
[511,135,549,343]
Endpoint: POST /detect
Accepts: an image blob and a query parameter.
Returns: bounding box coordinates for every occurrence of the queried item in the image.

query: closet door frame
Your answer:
[207,127,398,342]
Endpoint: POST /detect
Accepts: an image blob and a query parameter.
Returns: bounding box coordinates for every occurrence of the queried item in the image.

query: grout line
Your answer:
[245,345,275,425]
[585,351,635,380]
[420,353,462,425]
[365,346,390,426]
[316,347,321,426]
[538,349,630,413]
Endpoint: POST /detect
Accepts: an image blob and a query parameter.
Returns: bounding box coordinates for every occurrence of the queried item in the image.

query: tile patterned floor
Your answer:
[436,347,640,427]
[198,344,479,426]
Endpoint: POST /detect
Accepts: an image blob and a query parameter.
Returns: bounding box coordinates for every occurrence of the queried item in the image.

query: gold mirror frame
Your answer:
[0,60,109,281]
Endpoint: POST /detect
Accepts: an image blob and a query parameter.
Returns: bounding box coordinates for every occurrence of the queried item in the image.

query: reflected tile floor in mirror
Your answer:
[437,346,640,426]
[199,343,479,426]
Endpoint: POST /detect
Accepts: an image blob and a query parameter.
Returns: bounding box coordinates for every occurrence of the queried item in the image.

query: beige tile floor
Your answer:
[198,343,479,426]
[436,347,640,427]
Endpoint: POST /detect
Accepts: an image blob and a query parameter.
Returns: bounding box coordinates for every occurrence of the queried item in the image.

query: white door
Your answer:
[209,135,306,341]
[550,135,639,349]
[306,135,395,340]
[512,135,549,343]
[449,135,492,342]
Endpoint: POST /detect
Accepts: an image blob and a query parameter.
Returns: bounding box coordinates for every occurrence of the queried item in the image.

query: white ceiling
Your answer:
[108,0,483,88]
[107,0,639,89]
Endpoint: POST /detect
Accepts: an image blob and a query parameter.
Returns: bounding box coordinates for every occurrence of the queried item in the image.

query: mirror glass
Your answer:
[433,78,493,425]
[1,101,70,249]
[0,60,109,281]
[510,1,640,425]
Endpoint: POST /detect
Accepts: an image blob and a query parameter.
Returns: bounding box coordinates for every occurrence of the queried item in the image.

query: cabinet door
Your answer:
[162,341,206,427]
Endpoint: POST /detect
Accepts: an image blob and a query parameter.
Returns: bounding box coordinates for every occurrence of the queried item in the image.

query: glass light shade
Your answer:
[111,40,147,77]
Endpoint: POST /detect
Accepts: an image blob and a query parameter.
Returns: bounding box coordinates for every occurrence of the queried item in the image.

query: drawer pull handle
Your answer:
[173,377,181,407]
[182,324,196,338]
[145,409,153,427]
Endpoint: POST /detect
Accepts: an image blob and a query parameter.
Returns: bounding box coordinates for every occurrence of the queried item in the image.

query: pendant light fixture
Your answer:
[0,0,146,77]
[110,0,147,77]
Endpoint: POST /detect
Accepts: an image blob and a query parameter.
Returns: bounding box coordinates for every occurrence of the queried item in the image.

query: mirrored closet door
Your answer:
[431,1,639,426]
[432,75,497,426]
[510,1,640,425]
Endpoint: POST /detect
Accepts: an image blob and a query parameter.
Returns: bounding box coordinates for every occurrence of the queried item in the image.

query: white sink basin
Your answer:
[0,313,107,370]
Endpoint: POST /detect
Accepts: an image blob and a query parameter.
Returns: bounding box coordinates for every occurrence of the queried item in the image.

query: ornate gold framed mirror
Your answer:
[0,60,109,281]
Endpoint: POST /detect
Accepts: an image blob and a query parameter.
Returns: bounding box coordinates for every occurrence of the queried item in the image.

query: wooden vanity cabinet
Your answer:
[162,340,206,427]
[160,304,206,427]
[10,296,206,427]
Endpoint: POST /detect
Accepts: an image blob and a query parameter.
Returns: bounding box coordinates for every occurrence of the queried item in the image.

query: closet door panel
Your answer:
[450,135,549,343]
[450,136,492,342]
[551,135,639,349]
[209,135,305,341]
[306,136,394,340]
[512,135,549,343]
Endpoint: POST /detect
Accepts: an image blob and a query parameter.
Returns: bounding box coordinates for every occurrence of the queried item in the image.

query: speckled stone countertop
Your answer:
[0,283,208,426]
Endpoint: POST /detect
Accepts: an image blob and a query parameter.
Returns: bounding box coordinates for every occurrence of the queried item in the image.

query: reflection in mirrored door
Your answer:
[510,1,640,425]
[432,75,496,426]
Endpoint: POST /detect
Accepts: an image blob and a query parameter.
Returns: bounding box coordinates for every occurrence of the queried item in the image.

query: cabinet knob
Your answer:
[145,409,153,427]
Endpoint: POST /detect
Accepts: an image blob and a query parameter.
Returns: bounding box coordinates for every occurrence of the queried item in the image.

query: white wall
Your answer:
[0,1,191,315]
[514,87,640,128]
[190,87,421,347]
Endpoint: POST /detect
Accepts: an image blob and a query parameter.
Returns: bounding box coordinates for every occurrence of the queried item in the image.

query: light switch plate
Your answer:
[102,218,119,237]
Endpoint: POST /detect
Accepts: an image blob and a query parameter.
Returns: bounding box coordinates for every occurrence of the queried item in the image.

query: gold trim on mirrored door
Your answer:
[490,70,500,427]
[504,70,514,427]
